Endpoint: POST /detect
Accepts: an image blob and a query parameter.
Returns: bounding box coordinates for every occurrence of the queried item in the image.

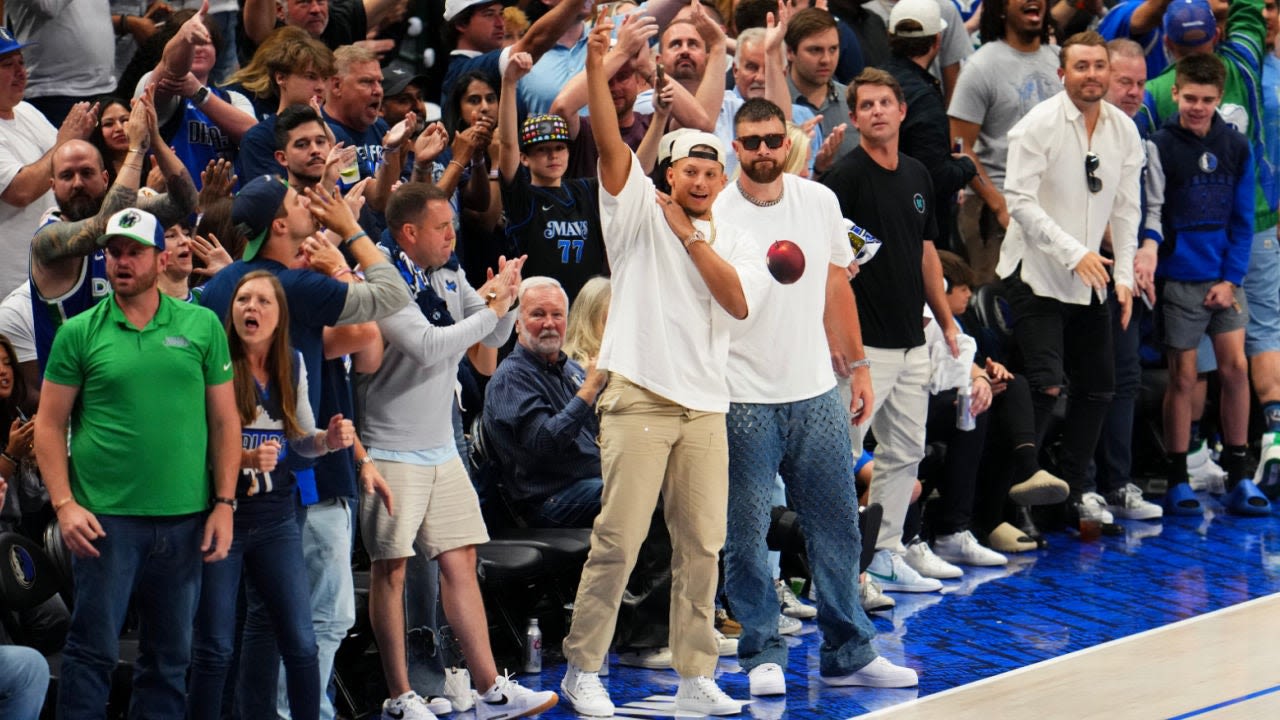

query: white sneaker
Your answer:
[561,663,614,717]
[820,657,919,688]
[1188,440,1228,492]
[1077,492,1115,524]
[715,630,739,656]
[1254,432,1280,499]
[383,692,439,720]
[867,549,942,592]
[1105,483,1163,520]
[748,662,786,696]
[425,696,453,715]
[777,614,802,635]
[903,538,963,579]
[859,576,895,613]
[675,676,743,715]
[932,530,1008,567]
[775,579,816,619]
[443,668,474,712]
[476,673,558,720]
[616,646,672,668]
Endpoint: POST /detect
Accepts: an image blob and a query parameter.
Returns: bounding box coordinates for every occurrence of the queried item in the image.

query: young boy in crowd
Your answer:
[1151,53,1266,516]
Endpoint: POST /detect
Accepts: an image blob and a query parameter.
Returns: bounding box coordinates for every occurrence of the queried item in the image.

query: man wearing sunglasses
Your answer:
[996,31,1144,527]
[714,97,917,698]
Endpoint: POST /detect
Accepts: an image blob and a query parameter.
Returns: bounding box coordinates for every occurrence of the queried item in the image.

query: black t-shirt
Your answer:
[237,0,368,64]
[822,146,937,349]
[500,168,607,303]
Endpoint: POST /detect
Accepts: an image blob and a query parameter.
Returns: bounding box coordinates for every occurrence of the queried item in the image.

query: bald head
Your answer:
[52,140,109,221]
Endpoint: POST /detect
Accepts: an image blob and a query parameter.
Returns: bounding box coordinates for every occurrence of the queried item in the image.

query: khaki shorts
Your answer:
[358,455,489,561]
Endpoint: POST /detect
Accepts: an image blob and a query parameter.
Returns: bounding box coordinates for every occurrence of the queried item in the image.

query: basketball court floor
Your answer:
[514,494,1280,720]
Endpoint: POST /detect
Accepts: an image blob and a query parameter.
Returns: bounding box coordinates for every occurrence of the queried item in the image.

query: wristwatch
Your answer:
[192,85,211,106]
[848,358,871,372]
[356,456,375,470]
[212,496,237,512]
[682,230,707,252]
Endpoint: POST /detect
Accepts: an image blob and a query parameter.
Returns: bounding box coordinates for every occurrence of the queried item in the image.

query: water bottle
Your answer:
[956,385,976,431]
[524,618,543,674]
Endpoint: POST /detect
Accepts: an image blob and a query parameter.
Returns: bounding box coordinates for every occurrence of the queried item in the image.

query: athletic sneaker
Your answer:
[1188,439,1228,492]
[775,579,817,619]
[820,657,919,688]
[932,530,1007,567]
[674,676,743,715]
[476,674,558,720]
[383,691,439,720]
[1105,483,1163,520]
[903,538,963,579]
[867,549,942,593]
[561,663,614,717]
[616,646,672,669]
[715,630,739,656]
[425,696,453,715]
[777,614,803,635]
[1075,492,1115,525]
[859,576,895,613]
[748,662,787,696]
[443,668,474,712]
[1254,432,1280,500]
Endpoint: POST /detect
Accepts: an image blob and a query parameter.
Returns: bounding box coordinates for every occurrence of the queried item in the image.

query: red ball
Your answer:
[766,240,806,284]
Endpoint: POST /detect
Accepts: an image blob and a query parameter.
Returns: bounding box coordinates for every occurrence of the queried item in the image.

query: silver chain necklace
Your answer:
[737,180,784,207]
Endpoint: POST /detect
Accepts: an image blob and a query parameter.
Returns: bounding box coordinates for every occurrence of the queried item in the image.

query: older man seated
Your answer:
[482,276,607,528]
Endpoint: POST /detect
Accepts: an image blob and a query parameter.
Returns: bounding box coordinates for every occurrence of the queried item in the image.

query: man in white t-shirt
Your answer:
[0,28,97,298]
[558,21,765,719]
[715,98,918,697]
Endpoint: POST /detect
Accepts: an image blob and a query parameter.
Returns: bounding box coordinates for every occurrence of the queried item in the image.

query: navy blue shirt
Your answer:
[238,114,281,181]
[482,344,601,503]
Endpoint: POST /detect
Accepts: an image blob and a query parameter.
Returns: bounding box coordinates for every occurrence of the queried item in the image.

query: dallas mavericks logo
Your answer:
[1199,152,1218,174]
[118,210,142,228]
[913,194,926,214]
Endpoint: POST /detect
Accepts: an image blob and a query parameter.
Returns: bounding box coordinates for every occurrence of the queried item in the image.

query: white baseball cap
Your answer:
[889,0,948,38]
[443,0,501,23]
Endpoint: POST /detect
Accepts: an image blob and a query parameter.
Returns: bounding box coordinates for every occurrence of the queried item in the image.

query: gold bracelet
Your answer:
[448,160,465,172]
[53,496,74,512]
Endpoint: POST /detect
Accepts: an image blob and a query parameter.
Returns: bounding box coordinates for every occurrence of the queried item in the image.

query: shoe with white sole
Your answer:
[1074,492,1115,525]
[748,662,786,696]
[443,668,474,712]
[932,530,1008,566]
[675,676,743,715]
[903,538,963,579]
[867,549,942,592]
[561,663,613,717]
[821,657,919,688]
[716,630,739,656]
[1105,483,1163,520]
[777,614,802,635]
[860,576,895,613]
[1188,440,1228,493]
[476,674,557,720]
[616,646,672,669]
[382,691,439,720]
[425,696,453,715]
[1255,432,1280,500]
[775,579,816,619]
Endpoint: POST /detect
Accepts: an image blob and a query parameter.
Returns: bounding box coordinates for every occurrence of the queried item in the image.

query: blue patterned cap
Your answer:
[1163,0,1216,47]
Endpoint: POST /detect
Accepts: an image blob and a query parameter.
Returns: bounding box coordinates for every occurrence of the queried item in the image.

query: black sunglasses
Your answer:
[1085,152,1102,194]
[739,133,786,151]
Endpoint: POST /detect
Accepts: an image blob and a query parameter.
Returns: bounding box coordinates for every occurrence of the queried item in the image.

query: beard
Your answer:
[59,192,101,221]
[523,330,563,358]
[742,158,784,184]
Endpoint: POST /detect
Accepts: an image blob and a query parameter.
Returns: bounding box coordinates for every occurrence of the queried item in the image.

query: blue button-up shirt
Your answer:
[482,344,601,502]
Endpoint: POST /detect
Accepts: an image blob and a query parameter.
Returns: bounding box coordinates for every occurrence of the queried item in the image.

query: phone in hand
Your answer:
[655,62,665,90]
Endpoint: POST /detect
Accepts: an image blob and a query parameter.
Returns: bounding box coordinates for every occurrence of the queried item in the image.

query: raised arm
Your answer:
[0,101,96,207]
[1128,0,1174,35]
[512,0,591,63]
[763,2,793,120]
[587,20,632,195]
[550,14,659,138]
[689,1,729,136]
[499,52,535,183]
[241,0,279,46]
[636,76,675,174]
[136,88,199,228]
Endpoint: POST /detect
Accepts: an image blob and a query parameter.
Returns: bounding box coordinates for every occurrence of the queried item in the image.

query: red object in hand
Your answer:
[766,240,805,284]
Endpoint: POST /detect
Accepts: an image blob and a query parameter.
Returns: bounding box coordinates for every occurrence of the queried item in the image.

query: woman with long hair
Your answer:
[0,335,35,527]
[186,271,354,720]
[90,97,139,184]
[563,276,612,365]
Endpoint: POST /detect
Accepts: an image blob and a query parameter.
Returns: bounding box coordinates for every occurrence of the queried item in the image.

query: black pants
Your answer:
[1007,272,1115,494]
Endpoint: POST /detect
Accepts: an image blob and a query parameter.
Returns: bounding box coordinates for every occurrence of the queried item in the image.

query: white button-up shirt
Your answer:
[996,90,1144,305]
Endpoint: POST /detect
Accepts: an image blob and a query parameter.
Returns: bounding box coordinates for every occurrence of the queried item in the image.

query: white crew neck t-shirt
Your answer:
[596,151,767,413]
[716,174,854,404]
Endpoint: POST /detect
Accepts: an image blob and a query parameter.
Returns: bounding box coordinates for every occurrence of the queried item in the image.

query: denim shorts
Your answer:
[1244,227,1280,356]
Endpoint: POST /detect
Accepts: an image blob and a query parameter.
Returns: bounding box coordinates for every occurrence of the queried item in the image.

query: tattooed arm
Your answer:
[136,90,198,228]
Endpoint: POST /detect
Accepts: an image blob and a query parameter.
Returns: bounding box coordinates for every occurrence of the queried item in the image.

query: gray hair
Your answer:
[518,276,569,309]
[735,28,766,66]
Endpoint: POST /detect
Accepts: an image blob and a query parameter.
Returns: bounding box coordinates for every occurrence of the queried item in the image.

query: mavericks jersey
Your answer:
[31,211,110,372]
[501,172,605,302]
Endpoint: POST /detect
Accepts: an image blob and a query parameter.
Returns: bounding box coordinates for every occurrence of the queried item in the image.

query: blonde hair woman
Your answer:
[563,276,612,364]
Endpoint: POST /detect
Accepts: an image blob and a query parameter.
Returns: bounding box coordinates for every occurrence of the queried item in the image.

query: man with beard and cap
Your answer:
[713,97,917,698]
[557,20,767,718]
[948,0,1061,284]
[996,31,1144,528]
[28,92,198,374]
[482,275,607,528]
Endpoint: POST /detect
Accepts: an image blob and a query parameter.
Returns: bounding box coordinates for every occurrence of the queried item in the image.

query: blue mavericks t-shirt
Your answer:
[237,114,281,181]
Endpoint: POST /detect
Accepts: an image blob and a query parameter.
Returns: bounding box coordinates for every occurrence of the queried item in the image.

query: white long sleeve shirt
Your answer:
[996,91,1144,305]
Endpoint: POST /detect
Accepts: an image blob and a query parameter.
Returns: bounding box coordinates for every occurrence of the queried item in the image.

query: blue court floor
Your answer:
[514,494,1280,719]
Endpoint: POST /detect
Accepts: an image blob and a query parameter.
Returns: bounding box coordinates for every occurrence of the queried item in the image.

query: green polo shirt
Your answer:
[44,292,234,516]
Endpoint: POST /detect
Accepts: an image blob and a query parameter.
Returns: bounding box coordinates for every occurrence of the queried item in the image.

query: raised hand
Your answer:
[507,51,534,81]
[190,232,232,277]
[413,123,449,163]
[324,414,356,451]
[198,158,237,211]
[383,111,417,152]
[57,102,99,145]
[616,14,659,58]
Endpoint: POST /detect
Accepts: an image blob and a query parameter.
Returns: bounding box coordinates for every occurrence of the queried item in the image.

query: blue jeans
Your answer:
[724,389,879,677]
[57,513,204,719]
[0,645,48,720]
[268,497,357,719]
[533,477,603,528]
[189,505,318,720]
